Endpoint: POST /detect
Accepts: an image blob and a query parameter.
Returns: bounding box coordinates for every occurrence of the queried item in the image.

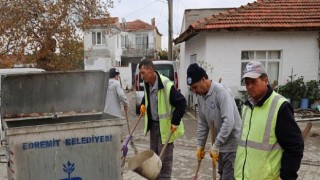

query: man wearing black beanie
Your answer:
[187,63,241,180]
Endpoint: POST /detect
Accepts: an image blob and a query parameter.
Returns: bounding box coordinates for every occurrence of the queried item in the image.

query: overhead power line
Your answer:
[122,0,158,18]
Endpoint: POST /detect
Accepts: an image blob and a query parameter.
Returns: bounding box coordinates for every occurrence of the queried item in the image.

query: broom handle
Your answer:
[129,114,143,137]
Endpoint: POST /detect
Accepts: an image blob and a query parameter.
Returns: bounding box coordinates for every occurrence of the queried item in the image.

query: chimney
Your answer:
[151,18,155,27]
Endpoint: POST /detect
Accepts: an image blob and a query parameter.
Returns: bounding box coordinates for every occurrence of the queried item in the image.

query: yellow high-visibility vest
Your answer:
[235,92,286,180]
[144,74,184,143]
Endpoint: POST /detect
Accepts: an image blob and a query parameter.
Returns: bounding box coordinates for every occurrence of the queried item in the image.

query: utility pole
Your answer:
[168,0,173,61]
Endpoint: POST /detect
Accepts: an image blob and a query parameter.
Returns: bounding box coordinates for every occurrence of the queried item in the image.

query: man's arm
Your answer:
[115,81,129,107]
[169,86,186,125]
[214,85,236,147]
[276,102,304,180]
[197,98,209,148]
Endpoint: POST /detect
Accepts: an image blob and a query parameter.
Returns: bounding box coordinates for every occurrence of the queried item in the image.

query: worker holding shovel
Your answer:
[187,63,241,180]
[139,59,186,179]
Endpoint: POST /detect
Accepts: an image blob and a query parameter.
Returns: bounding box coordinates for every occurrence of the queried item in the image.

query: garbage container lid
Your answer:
[1,70,108,120]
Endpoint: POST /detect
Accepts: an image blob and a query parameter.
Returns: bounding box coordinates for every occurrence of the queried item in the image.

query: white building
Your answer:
[84,17,122,71]
[83,17,162,89]
[83,17,162,70]
[174,0,320,104]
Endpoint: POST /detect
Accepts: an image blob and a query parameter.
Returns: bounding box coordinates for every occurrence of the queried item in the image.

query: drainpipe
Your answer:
[318,31,320,81]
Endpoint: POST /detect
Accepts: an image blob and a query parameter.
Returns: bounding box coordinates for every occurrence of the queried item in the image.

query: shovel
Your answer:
[193,159,202,180]
[128,130,174,180]
[121,113,143,167]
[159,130,174,159]
[211,121,218,180]
[212,158,217,180]
[125,111,130,135]
[302,122,312,141]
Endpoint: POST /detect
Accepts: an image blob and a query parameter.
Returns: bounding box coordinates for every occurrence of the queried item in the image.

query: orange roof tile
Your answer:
[122,19,156,32]
[175,0,320,44]
[88,17,119,26]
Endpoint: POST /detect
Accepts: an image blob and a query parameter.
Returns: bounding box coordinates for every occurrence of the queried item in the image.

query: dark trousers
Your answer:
[150,121,174,180]
[218,152,236,180]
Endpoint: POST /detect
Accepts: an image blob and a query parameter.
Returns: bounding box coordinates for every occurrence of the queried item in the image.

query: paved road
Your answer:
[1,91,320,179]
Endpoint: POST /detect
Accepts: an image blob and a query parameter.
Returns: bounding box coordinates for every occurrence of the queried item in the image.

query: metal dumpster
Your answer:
[1,70,125,180]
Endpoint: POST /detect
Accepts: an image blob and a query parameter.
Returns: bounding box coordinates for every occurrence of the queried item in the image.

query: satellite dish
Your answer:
[122,18,127,27]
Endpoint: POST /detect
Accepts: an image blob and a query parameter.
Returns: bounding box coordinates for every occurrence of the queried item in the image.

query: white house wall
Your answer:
[83,31,92,50]
[117,64,133,90]
[84,57,111,71]
[181,31,319,99]
[83,29,122,68]
[179,34,207,101]
[107,33,122,64]
[154,29,162,52]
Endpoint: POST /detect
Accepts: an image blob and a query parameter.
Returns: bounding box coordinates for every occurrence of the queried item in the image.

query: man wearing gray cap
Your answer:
[234,61,304,180]
[187,63,241,180]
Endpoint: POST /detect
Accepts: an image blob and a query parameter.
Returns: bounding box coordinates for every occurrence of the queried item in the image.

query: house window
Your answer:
[241,50,281,86]
[121,35,129,49]
[135,34,148,50]
[92,31,106,45]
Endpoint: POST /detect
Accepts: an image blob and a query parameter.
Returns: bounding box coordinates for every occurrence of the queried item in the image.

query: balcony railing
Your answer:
[122,43,155,57]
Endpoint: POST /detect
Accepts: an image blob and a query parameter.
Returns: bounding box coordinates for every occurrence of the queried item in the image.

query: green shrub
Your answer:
[278,75,305,101]
[305,80,320,104]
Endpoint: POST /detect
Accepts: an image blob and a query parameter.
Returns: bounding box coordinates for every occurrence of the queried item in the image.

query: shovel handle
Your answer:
[121,156,126,168]
[194,159,201,180]
[121,114,142,158]
[125,111,131,134]
[159,130,174,159]
[212,158,217,180]
[129,113,143,137]
[302,122,312,141]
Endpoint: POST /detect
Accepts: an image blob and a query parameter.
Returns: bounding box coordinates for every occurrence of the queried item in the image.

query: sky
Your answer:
[108,0,255,49]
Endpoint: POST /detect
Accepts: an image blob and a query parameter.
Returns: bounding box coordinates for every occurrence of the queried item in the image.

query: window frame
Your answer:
[92,31,106,45]
[121,35,129,49]
[135,34,149,50]
[240,50,282,86]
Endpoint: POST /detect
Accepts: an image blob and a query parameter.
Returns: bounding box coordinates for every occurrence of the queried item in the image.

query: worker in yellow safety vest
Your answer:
[139,59,186,179]
[235,61,304,180]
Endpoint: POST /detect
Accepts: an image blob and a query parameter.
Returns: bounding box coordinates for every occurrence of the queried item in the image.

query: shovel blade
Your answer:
[128,150,162,180]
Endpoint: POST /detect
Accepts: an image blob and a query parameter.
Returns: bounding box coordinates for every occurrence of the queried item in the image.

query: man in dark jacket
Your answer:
[234,61,304,180]
[139,59,186,179]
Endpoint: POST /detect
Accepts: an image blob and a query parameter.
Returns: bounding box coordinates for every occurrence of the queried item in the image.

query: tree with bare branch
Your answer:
[0,0,114,70]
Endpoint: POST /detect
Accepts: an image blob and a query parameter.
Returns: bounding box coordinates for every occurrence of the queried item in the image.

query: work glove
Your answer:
[196,146,205,160]
[171,124,178,132]
[209,144,219,165]
[140,104,146,115]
